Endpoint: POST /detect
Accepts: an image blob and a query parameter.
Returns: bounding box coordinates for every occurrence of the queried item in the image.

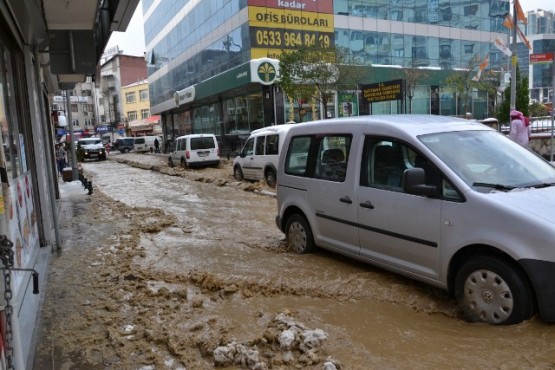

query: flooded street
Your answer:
[35,154,555,370]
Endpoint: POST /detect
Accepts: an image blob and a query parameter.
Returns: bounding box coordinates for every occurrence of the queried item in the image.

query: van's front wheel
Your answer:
[234,166,244,181]
[285,214,315,254]
[455,256,534,325]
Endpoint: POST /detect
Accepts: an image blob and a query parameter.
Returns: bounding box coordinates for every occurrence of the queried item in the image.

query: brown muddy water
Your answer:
[34,155,555,370]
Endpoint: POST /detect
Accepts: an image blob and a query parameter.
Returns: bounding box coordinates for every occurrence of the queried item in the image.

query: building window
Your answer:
[71,104,78,112]
[128,111,138,121]
[125,92,136,103]
[72,119,79,126]
[84,118,92,126]
[139,89,149,101]
[141,109,150,119]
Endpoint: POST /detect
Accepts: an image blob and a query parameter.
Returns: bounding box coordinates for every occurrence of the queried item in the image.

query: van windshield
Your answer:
[420,130,555,190]
[191,137,215,150]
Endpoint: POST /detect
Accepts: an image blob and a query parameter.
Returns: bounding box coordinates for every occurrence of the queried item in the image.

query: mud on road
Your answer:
[34,153,555,370]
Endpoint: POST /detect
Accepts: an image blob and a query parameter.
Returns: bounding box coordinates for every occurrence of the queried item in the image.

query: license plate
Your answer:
[198,151,208,157]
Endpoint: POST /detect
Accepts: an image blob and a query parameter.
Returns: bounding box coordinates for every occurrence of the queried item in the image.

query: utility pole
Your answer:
[509,1,517,111]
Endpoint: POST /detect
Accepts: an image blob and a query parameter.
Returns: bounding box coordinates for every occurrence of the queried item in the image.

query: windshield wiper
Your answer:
[472,182,516,191]
[528,182,555,189]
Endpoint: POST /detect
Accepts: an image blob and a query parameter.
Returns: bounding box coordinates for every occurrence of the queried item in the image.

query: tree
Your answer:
[497,64,529,123]
[443,54,483,116]
[397,65,429,113]
[277,45,360,121]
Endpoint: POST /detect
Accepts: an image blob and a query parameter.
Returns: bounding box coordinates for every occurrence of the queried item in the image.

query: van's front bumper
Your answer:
[519,259,555,322]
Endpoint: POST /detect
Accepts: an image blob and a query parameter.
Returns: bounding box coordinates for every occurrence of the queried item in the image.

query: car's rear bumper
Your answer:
[519,258,555,322]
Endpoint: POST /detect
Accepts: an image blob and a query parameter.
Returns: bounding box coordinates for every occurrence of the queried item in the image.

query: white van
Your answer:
[276,114,555,325]
[133,136,162,153]
[168,134,220,168]
[232,124,295,187]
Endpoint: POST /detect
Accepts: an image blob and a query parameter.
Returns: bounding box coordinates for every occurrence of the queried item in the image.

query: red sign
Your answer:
[248,0,333,13]
[530,53,554,64]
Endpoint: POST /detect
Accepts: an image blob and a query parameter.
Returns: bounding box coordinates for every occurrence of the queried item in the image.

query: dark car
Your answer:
[112,138,135,153]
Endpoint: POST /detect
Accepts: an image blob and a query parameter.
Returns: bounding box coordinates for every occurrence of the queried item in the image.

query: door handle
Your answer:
[339,196,352,204]
[359,200,375,209]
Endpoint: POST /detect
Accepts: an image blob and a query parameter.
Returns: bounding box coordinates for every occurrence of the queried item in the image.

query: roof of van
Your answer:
[175,133,217,140]
[250,123,296,135]
[286,115,491,137]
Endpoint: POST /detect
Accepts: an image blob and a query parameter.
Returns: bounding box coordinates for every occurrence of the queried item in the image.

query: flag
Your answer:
[515,0,527,25]
[479,53,489,70]
[493,37,512,56]
[503,14,513,29]
[472,69,482,82]
[516,25,532,49]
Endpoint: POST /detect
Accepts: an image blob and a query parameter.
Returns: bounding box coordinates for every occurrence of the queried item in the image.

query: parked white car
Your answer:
[232,124,295,187]
[168,134,220,168]
[276,114,555,325]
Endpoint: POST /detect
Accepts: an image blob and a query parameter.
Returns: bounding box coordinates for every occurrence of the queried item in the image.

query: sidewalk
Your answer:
[32,179,101,370]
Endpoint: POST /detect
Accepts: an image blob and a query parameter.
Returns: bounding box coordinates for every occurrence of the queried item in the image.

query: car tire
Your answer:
[455,255,534,325]
[285,214,315,254]
[265,169,276,187]
[234,166,244,181]
[168,157,174,167]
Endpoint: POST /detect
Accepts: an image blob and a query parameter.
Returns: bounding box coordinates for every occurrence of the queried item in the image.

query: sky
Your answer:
[104,0,554,58]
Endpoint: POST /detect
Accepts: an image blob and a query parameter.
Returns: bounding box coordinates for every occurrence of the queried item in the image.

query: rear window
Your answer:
[190,137,215,150]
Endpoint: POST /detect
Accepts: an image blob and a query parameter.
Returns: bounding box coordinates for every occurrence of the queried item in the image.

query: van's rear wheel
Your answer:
[265,169,276,187]
[455,256,534,325]
[285,214,315,254]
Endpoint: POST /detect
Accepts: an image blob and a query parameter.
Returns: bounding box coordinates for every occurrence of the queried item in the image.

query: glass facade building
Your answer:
[144,0,511,149]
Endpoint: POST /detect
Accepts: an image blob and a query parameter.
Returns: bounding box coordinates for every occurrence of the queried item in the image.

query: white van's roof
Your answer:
[250,123,296,135]
[175,133,217,140]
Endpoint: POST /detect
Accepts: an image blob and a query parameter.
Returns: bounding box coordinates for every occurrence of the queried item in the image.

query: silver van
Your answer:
[233,124,295,187]
[168,134,220,168]
[276,115,555,325]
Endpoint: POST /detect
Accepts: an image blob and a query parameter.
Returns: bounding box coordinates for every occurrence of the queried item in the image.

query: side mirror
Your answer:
[402,168,437,196]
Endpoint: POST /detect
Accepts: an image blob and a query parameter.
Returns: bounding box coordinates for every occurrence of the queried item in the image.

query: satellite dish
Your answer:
[58,115,67,127]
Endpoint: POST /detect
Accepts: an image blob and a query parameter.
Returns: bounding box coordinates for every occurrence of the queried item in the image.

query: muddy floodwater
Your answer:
[34,154,555,370]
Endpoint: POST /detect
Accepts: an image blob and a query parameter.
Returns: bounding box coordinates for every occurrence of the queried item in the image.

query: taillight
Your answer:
[186,150,190,159]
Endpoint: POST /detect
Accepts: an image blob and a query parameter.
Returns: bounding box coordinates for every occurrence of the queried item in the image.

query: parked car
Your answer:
[112,138,135,153]
[233,124,295,187]
[133,136,162,153]
[275,114,555,325]
[168,134,220,168]
[77,137,107,161]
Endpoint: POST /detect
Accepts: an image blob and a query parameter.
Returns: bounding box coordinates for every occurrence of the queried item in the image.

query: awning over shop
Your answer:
[128,120,151,131]
[128,116,162,132]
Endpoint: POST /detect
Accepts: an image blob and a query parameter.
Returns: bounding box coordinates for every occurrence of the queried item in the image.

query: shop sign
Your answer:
[530,53,554,64]
[251,58,279,85]
[360,79,404,104]
[174,86,196,107]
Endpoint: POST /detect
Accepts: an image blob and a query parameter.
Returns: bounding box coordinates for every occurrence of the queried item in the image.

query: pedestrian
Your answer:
[55,143,67,176]
[154,138,160,153]
[509,110,530,147]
